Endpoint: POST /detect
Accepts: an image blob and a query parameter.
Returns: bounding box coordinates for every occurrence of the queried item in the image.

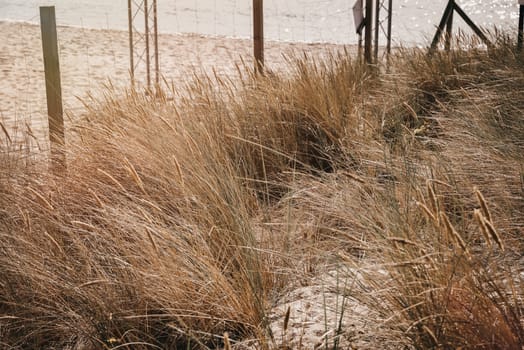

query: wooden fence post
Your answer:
[374,0,380,62]
[40,6,65,171]
[253,0,264,72]
[445,4,454,51]
[430,1,491,55]
[386,0,392,56]
[430,0,454,53]
[518,2,524,51]
[364,0,373,63]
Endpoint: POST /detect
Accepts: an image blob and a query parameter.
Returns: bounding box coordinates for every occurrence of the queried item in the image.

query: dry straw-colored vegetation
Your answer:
[1,32,523,349]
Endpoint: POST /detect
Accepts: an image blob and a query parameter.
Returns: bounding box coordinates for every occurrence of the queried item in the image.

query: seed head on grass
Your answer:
[474,209,492,248]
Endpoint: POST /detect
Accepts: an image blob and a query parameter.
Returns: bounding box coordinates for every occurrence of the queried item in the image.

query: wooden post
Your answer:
[40,6,65,171]
[445,2,454,51]
[353,0,365,62]
[386,0,393,56]
[364,0,373,63]
[128,0,135,85]
[430,1,490,55]
[374,0,380,62]
[358,33,363,63]
[430,0,454,53]
[518,3,524,51]
[253,0,264,72]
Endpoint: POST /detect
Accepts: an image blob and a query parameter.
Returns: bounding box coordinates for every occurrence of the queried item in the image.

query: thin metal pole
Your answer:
[154,0,159,86]
[364,0,373,63]
[518,4,524,51]
[374,0,380,62]
[128,0,134,85]
[253,0,264,72]
[40,6,65,171]
[145,0,151,89]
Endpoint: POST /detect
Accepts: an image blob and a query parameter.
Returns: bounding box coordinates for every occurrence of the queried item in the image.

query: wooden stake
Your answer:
[253,0,264,72]
[518,4,523,51]
[40,6,65,171]
[374,0,380,62]
[445,4,454,51]
[431,0,490,54]
[430,0,454,53]
[364,0,373,63]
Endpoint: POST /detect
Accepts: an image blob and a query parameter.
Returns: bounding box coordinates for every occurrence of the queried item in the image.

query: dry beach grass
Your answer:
[0,20,349,149]
[0,31,523,349]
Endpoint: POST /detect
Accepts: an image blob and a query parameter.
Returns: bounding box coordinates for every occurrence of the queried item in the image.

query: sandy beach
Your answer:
[0,20,353,150]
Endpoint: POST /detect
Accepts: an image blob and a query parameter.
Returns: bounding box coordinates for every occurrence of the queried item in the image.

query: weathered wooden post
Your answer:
[374,0,380,62]
[518,0,524,51]
[364,0,373,63]
[430,0,454,53]
[445,1,454,51]
[430,0,490,55]
[353,0,365,62]
[253,0,264,72]
[386,0,392,57]
[40,6,65,171]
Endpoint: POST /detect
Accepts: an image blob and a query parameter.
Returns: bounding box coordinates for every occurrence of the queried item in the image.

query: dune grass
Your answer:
[1,33,523,349]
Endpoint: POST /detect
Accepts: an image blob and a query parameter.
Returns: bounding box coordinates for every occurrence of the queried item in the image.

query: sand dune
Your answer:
[0,21,353,150]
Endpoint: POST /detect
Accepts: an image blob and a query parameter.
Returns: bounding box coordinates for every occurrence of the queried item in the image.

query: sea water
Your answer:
[0,0,519,45]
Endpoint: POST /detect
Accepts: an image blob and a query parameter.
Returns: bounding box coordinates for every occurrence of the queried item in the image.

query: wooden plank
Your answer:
[40,6,65,170]
[253,0,264,72]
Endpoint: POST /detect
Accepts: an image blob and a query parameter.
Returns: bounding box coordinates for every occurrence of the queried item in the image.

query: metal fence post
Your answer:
[40,6,65,171]
[128,0,135,85]
[144,0,151,89]
[153,0,159,87]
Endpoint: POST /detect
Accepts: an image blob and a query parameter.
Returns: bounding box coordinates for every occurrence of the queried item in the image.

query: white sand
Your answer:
[0,21,353,149]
